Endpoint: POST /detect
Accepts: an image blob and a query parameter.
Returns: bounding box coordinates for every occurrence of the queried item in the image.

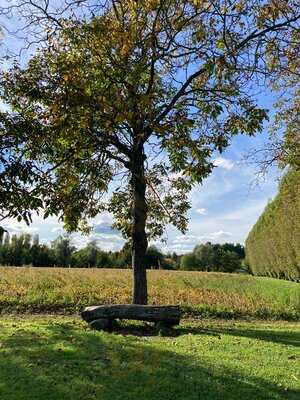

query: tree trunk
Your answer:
[131,142,148,305]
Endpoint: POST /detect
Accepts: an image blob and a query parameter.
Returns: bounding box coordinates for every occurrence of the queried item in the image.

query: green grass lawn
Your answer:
[0,268,299,399]
[0,267,299,319]
[0,316,299,400]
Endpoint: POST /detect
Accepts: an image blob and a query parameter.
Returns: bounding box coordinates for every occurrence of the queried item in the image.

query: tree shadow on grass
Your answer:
[80,320,300,348]
[177,324,300,347]
[0,321,299,400]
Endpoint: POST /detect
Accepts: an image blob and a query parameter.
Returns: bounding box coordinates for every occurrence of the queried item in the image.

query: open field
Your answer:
[0,268,299,399]
[0,267,299,320]
[0,316,299,400]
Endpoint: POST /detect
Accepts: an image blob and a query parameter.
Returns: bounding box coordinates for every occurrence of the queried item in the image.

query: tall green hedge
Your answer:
[246,169,300,281]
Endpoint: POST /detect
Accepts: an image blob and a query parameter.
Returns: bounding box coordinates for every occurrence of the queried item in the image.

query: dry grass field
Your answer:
[0,267,299,319]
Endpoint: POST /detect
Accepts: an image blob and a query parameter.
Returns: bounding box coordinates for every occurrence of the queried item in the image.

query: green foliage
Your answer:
[267,34,300,171]
[246,169,300,281]
[180,253,198,271]
[145,245,164,269]
[70,240,120,268]
[0,232,178,269]
[0,233,245,273]
[51,236,76,267]
[180,242,244,273]
[0,233,53,267]
[1,0,291,236]
[1,1,299,304]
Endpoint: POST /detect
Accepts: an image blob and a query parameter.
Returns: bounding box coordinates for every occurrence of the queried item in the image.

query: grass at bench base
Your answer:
[0,315,299,400]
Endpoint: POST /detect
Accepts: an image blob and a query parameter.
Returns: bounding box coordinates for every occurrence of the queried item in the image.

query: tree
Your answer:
[72,244,95,268]
[180,253,198,271]
[84,240,99,267]
[268,91,300,170]
[269,20,300,171]
[221,243,245,260]
[216,249,241,273]
[109,241,132,268]
[9,234,27,266]
[194,242,217,271]
[0,226,7,244]
[246,13,300,174]
[145,245,164,269]
[1,1,300,303]
[247,101,300,174]
[32,244,54,267]
[51,235,76,267]
[181,242,244,272]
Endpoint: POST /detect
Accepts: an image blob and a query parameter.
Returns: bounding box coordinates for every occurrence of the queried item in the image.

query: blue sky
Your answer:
[2,134,280,253]
[0,2,282,253]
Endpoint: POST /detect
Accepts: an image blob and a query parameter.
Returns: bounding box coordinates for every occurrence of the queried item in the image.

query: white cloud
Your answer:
[213,157,234,170]
[166,230,233,253]
[94,212,114,225]
[172,235,199,244]
[2,223,39,235]
[209,230,232,239]
[51,226,65,234]
[72,232,124,252]
[196,208,207,215]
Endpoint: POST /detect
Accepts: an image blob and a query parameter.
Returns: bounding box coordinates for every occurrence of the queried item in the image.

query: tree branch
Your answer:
[154,13,300,126]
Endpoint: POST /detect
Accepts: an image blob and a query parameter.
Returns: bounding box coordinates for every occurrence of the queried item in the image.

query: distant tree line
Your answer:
[0,232,179,269]
[0,231,245,273]
[180,242,246,273]
[246,169,300,282]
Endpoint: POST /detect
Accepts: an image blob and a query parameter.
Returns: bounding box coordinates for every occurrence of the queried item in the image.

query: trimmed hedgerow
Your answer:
[246,169,300,281]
